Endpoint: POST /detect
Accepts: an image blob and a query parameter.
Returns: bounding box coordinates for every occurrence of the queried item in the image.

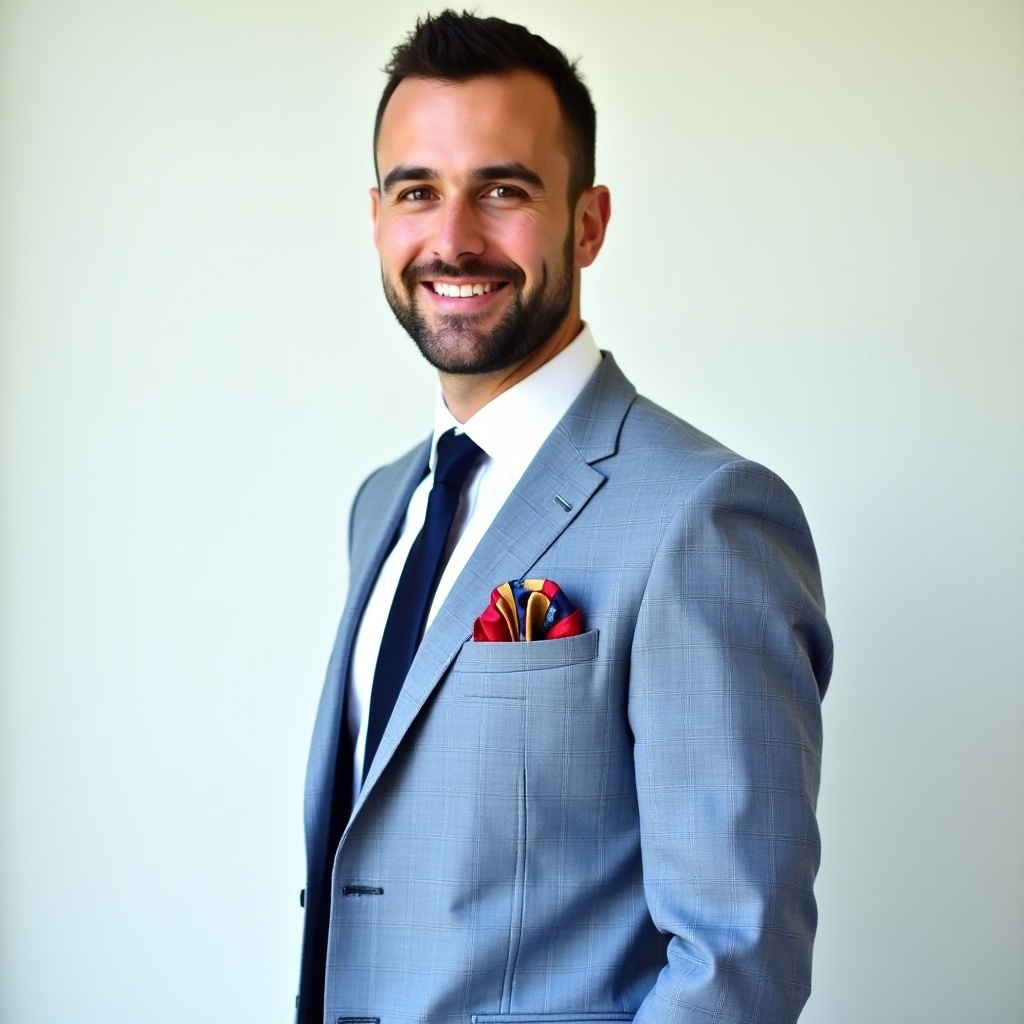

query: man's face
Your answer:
[372,71,579,377]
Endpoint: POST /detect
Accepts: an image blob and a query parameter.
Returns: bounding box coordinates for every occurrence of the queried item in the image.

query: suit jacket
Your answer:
[297,353,833,1024]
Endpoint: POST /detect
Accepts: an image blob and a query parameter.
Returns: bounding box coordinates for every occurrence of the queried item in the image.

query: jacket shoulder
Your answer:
[610,392,753,495]
[348,438,428,558]
[604,392,822,563]
[622,393,740,461]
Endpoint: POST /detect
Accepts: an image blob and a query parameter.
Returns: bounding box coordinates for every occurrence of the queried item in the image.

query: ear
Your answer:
[370,187,381,252]
[573,185,611,269]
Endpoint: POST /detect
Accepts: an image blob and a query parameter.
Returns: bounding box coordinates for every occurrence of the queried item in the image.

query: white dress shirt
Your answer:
[346,325,602,793]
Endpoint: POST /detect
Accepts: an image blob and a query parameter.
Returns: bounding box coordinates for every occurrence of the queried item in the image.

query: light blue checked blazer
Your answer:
[298,353,833,1024]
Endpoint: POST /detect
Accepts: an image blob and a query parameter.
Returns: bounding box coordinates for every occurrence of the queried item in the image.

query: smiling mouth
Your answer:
[428,281,508,298]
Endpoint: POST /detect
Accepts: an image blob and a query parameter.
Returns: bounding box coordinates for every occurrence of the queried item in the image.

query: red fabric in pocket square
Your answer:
[473,578,583,642]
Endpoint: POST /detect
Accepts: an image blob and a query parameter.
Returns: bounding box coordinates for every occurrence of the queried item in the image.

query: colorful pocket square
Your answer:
[473,578,583,642]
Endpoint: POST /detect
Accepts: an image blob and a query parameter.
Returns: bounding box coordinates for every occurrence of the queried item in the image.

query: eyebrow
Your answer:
[381,161,546,195]
[474,163,545,189]
[381,165,436,193]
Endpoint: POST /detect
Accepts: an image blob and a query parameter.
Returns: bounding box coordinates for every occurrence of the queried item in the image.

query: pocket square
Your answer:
[473,578,583,642]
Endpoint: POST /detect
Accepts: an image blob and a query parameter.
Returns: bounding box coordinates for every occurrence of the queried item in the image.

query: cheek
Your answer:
[379,217,427,267]
[498,218,563,272]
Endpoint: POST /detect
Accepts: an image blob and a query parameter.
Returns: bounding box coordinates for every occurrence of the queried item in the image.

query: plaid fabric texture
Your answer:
[298,354,832,1024]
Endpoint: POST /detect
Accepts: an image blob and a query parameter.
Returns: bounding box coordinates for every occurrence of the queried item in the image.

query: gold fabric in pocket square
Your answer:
[472,578,582,642]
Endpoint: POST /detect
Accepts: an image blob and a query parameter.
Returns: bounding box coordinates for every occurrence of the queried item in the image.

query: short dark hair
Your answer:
[374,9,596,204]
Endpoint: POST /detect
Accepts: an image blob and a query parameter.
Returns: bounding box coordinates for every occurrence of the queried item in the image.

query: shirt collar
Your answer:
[430,324,602,476]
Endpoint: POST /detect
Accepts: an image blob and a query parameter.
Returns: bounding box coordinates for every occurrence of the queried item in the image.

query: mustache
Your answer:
[402,258,527,290]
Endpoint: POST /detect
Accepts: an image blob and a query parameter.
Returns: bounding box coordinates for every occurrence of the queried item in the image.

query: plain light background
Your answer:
[1,2,1021,1022]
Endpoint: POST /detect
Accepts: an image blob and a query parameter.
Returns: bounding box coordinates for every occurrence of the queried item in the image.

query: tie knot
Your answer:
[433,429,482,489]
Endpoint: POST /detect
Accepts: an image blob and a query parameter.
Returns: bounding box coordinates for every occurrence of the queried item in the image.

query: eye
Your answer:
[485,184,525,199]
[399,186,436,202]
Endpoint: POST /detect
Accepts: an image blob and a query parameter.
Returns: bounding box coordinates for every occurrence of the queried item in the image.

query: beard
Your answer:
[381,232,574,376]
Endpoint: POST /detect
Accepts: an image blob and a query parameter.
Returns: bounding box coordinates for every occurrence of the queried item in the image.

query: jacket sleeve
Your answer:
[629,459,833,1023]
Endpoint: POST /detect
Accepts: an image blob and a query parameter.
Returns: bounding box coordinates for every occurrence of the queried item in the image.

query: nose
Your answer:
[430,195,485,262]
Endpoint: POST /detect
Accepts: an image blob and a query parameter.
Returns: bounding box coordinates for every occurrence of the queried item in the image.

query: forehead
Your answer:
[376,70,570,180]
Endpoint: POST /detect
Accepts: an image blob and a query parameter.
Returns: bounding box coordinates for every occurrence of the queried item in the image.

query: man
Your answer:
[298,11,832,1024]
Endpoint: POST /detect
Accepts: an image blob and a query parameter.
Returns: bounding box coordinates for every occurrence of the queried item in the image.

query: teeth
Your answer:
[432,281,496,297]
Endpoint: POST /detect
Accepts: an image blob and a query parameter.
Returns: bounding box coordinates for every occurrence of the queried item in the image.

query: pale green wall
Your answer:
[1,2,1022,1021]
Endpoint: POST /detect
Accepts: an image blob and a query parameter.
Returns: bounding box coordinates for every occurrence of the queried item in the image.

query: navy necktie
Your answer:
[362,428,482,780]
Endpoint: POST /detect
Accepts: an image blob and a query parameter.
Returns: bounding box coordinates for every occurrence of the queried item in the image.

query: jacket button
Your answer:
[299,888,305,908]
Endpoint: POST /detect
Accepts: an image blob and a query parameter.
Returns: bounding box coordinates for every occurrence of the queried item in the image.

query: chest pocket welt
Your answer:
[452,628,600,701]
[472,1014,634,1024]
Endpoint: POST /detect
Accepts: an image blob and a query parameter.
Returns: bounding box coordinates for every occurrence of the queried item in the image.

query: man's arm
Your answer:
[630,459,833,1023]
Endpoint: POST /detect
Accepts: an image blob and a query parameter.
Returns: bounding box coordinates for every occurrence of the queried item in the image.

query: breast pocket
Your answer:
[472,1016,634,1024]
[452,629,600,702]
